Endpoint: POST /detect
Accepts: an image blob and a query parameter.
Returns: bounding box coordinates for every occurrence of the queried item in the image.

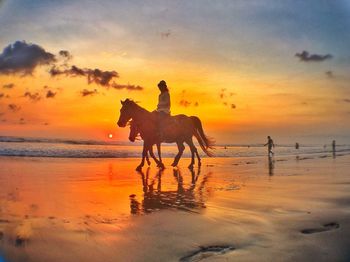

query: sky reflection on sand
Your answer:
[1,156,350,261]
[0,158,214,222]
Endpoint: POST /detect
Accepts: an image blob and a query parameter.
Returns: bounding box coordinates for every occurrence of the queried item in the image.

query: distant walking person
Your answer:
[264,136,275,156]
[295,142,299,150]
[332,140,336,158]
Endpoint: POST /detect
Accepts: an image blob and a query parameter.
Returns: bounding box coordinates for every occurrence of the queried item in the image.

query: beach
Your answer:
[0,153,349,262]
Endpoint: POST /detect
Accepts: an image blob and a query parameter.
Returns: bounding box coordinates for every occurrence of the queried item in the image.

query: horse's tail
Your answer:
[190,116,215,157]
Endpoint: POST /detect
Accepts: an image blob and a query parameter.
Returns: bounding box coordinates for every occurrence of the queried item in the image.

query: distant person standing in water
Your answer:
[155,80,171,139]
[295,142,299,150]
[332,140,336,158]
[264,136,275,156]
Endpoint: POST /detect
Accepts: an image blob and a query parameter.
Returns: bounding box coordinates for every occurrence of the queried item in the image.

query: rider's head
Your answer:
[158,80,168,92]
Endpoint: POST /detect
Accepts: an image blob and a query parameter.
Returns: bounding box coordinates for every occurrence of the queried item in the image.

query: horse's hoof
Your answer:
[159,163,165,170]
[171,162,177,167]
[136,166,142,172]
[147,161,151,166]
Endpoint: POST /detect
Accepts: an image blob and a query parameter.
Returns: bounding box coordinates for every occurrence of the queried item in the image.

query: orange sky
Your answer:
[0,1,350,144]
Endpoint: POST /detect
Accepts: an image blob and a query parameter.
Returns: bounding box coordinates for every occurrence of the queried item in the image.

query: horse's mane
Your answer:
[125,98,150,113]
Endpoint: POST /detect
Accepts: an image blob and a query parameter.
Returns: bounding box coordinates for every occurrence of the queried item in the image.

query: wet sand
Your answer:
[0,155,350,261]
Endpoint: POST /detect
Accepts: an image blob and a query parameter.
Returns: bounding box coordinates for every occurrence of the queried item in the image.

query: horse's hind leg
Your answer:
[186,138,198,169]
[156,143,163,167]
[171,142,185,167]
[149,146,164,169]
[195,150,201,167]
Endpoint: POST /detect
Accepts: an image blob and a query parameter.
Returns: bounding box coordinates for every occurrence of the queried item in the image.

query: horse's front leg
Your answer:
[136,142,149,171]
[148,145,162,168]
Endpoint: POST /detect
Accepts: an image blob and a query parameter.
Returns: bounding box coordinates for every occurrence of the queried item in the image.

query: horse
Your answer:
[117,99,214,170]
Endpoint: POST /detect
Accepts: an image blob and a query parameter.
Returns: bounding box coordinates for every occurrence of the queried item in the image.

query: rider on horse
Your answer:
[155,80,171,140]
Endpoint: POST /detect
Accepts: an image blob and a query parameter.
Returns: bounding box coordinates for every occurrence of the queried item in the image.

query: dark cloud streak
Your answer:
[50,65,119,87]
[325,71,334,78]
[80,89,98,97]
[24,91,41,102]
[8,104,21,112]
[3,83,14,89]
[295,50,332,62]
[46,90,56,98]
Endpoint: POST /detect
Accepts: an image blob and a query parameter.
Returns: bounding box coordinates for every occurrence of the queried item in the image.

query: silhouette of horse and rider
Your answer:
[117,80,214,171]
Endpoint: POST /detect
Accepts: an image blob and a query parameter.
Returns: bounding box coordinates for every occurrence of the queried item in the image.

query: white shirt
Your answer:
[156,91,171,114]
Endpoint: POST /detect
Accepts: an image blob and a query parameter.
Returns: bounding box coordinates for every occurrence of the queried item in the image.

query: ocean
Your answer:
[1,136,349,159]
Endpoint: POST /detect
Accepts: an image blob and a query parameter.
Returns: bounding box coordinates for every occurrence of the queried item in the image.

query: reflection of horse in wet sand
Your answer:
[117,99,214,170]
[129,168,210,215]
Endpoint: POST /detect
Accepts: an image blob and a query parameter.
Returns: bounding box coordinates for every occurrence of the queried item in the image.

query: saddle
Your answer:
[153,112,185,141]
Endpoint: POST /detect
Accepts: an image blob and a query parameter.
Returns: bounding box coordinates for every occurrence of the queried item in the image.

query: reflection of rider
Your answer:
[155,80,171,139]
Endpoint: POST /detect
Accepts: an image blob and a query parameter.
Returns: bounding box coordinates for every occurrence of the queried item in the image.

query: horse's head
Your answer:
[128,120,139,142]
[117,99,136,127]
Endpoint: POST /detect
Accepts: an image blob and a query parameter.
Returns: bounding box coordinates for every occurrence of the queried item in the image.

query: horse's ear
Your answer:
[120,100,124,105]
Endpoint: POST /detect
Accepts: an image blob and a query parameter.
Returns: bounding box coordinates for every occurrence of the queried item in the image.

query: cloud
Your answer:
[160,30,171,38]
[50,65,118,87]
[87,68,118,86]
[295,51,332,62]
[325,71,334,78]
[179,99,191,107]
[8,104,21,112]
[59,50,72,60]
[24,91,41,102]
[3,83,14,89]
[0,41,56,75]
[50,65,144,90]
[219,88,236,109]
[111,83,143,91]
[19,118,25,125]
[0,41,143,91]
[46,90,56,98]
[81,89,98,97]
[178,90,199,108]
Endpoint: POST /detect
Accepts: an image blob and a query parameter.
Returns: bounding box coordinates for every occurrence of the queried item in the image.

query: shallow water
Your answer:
[1,137,349,158]
[0,156,350,261]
